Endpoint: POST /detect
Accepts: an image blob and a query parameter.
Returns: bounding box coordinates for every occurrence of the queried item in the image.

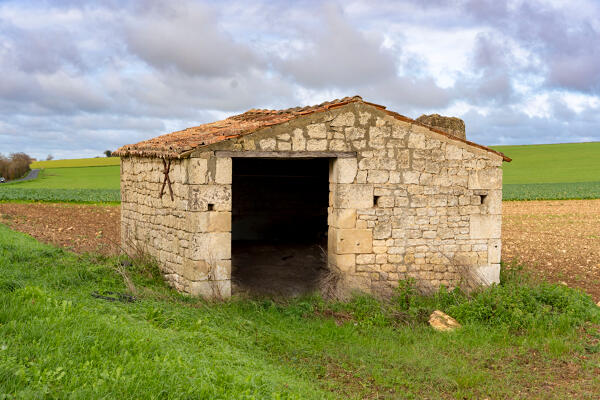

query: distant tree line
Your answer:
[0,153,33,180]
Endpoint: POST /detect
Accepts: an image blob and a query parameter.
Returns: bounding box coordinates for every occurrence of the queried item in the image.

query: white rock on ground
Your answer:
[428,310,461,332]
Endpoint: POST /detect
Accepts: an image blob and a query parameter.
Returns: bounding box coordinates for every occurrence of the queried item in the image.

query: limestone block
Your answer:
[307,139,327,151]
[367,170,389,183]
[484,190,502,215]
[330,158,358,184]
[454,252,478,266]
[408,132,425,149]
[488,238,501,264]
[403,171,420,184]
[336,229,373,254]
[474,264,500,285]
[332,184,374,209]
[329,139,349,151]
[307,123,327,138]
[188,185,231,211]
[468,168,502,190]
[212,259,231,281]
[331,208,357,228]
[396,150,410,169]
[368,127,386,149]
[356,254,375,264]
[445,144,463,160]
[373,222,392,239]
[187,158,208,184]
[215,157,232,184]
[192,232,231,260]
[259,138,277,151]
[331,112,355,127]
[334,254,356,273]
[359,111,371,125]
[291,128,306,150]
[376,196,395,208]
[189,279,231,298]
[242,138,256,150]
[419,173,432,185]
[278,141,292,151]
[181,259,210,281]
[469,214,501,239]
[169,162,186,184]
[345,127,365,140]
[201,212,231,232]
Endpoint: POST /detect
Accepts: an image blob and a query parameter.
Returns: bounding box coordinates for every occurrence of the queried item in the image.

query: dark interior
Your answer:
[231,158,329,296]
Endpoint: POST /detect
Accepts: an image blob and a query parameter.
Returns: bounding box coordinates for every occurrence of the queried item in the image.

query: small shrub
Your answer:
[319,266,600,333]
[441,265,600,332]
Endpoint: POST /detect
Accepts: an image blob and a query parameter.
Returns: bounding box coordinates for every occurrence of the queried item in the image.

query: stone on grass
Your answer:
[428,310,461,332]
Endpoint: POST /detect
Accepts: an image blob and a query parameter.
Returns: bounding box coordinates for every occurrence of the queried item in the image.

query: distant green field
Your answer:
[10,166,120,189]
[3,143,600,203]
[0,166,120,203]
[31,157,120,169]
[0,188,120,203]
[491,142,600,184]
[491,142,600,200]
[503,182,600,201]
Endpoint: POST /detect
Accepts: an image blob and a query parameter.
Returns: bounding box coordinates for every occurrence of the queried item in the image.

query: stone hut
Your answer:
[114,96,510,298]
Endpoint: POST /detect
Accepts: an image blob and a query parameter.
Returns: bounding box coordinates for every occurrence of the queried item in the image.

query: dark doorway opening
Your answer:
[231,158,329,297]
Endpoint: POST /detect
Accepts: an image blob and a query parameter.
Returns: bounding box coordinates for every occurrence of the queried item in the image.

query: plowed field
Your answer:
[1,200,599,299]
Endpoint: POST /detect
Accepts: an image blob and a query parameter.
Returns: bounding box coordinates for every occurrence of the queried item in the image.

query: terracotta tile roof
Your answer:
[114,96,510,162]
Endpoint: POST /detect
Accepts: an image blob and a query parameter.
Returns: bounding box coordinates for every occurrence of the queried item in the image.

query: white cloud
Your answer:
[0,0,599,160]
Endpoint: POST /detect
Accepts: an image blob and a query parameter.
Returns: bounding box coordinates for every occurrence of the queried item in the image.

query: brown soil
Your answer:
[503,200,600,300]
[1,199,599,299]
[0,202,120,255]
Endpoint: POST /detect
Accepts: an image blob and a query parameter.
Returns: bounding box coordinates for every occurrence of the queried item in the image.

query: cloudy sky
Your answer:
[1,0,599,160]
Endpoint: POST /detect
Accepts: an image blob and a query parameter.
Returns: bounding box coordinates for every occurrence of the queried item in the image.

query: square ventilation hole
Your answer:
[207,203,215,211]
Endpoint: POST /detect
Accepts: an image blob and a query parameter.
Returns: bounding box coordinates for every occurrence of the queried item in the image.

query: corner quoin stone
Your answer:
[336,229,373,254]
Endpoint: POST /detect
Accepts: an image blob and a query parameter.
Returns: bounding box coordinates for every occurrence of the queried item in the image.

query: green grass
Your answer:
[8,166,120,190]
[0,166,120,203]
[491,142,600,184]
[503,181,600,201]
[0,224,599,399]
[0,188,120,203]
[31,157,120,169]
[491,142,600,200]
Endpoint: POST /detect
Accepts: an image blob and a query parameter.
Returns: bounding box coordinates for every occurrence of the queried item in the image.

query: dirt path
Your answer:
[1,200,599,299]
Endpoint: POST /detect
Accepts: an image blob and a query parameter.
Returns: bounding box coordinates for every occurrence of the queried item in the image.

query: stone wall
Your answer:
[120,101,503,297]
[120,155,232,297]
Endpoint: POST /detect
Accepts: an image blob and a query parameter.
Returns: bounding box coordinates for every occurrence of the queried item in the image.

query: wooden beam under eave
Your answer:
[213,151,357,159]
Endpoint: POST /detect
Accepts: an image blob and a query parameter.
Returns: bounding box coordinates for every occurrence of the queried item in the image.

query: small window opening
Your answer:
[374,195,380,206]
[207,203,215,211]
[479,194,487,205]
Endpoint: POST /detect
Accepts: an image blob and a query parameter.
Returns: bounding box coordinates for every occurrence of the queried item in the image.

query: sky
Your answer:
[0,0,599,160]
